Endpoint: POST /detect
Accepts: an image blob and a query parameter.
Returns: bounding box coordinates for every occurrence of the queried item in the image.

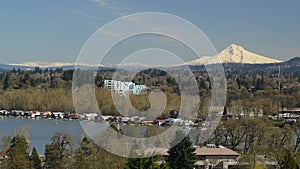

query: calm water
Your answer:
[0,118,294,157]
[0,118,83,155]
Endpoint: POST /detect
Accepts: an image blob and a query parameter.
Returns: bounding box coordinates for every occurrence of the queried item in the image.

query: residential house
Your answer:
[137,145,239,169]
[84,113,98,121]
[137,145,277,169]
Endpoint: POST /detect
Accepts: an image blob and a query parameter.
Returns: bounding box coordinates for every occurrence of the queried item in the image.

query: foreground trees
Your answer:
[123,131,196,169]
[0,135,42,169]
[280,152,299,169]
[207,117,299,168]
[74,137,92,169]
[166,131,197,169]
[5,135,31,169]
[31,147,42,169]
[44,132,74,169]
[125,155,168,169]
[1,119,300,169]
[51,134,127,169]
[1,68,300,116]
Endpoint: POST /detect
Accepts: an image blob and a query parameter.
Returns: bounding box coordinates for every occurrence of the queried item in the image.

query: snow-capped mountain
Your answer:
[187,44,282,65]
[1,44,284,71]
[8,62,103,68]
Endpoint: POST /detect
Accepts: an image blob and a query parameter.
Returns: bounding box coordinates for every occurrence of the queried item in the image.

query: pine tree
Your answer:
[6,135,31,169]
[74,137,92,169]
[223,106,228,116]
[31,147,42,169]
[3,73,9,89]
[10,135,28,152]
[125,154,167,169]
[44,143,61,169]
[166,131,197,169]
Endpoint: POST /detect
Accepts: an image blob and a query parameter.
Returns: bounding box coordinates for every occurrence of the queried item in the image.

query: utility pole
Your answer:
[277,65,281,120]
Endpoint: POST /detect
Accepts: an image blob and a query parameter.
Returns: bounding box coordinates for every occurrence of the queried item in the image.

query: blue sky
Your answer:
[1,0,300,63]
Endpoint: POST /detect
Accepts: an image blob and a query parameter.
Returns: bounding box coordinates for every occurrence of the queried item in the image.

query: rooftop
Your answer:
[195,146,240,156]
[136,145,240,157]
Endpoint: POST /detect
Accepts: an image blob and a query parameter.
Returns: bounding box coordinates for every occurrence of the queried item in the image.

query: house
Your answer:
[281,107,300,114]
[52,112,64,119]
[84,113,98,121]
[194,145,240,169]
[31,111,41,118]
[100,115,113,122]
[71,113,79,119]
[42,111,51,118]
[155,119,166,126]
[120,117,130,123]
[140,120,155,126]
[0,110,9,116]
[137,144,278,169]
[130,116,145,123]
[280,107,300,123]
[136,145,240,169]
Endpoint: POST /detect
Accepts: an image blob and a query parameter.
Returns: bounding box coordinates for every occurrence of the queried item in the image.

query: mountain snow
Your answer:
[8,62,103,68]
[187,44,282,65]
[8,44,282,68]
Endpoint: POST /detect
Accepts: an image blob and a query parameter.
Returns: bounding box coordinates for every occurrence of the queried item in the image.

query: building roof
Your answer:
[282,107,300,112]
[195,147,240,156]
[136,146,240,157]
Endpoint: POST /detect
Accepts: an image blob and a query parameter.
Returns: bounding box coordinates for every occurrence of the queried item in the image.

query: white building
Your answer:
[84,113,98,121]
[104,80,147,96]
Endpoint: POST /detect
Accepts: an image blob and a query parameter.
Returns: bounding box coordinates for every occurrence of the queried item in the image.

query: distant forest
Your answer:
[0,66,299,117]
[1,67,300,169]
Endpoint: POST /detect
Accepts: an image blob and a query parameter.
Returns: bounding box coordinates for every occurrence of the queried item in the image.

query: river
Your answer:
[1,118,295,158]
[0,118,83,155]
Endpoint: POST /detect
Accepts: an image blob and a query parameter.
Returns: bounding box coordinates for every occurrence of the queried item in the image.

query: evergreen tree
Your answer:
[74,137,92,169]
[3,73,9,89]
[10,135,28,152]
[44,143,61,169]
[166,131,196,169]
[223,105,228,116]
[31,147,42,169]
[125,154,168,169]
[50,76,58,89]
[95,73,103,87]
[5,135,30,169]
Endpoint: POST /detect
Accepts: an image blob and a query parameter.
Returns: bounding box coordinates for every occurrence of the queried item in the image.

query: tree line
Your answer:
[205,117,300,168]
[1,122,299,169]
[0,68,299,117]
[0,129,200,169]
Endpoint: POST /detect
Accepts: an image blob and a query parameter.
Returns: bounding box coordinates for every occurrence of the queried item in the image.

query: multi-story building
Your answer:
[104,80,147,96]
